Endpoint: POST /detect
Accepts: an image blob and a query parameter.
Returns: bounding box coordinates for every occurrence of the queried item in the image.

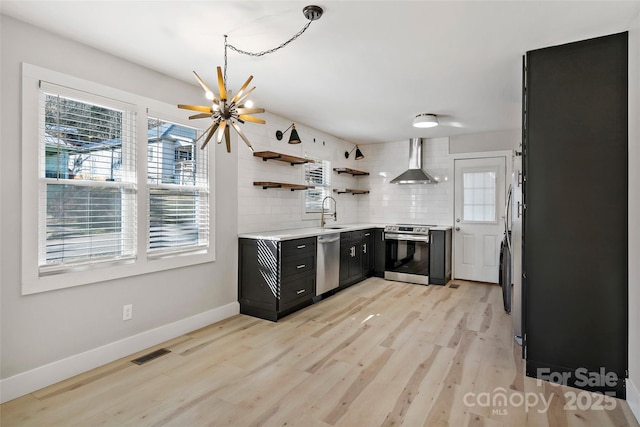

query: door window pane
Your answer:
[462,170,497,222]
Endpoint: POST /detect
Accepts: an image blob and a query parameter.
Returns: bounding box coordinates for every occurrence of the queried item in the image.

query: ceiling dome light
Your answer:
[413,113,438,128]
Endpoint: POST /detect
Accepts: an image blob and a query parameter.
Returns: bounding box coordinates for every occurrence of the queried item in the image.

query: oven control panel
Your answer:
[384,224,433,235]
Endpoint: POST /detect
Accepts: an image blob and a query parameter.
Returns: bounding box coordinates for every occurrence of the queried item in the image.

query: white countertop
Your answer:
[238,223,386,241]
[238,223,452,241]
[430,226,453,231]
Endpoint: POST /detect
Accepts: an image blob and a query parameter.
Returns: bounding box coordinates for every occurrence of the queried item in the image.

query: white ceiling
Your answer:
[2,1,639,144]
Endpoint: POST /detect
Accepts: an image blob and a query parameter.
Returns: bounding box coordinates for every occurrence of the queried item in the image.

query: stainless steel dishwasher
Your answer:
[316,233,340,296]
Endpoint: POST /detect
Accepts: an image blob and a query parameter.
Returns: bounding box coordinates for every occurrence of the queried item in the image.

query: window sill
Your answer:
[23,249,215,295]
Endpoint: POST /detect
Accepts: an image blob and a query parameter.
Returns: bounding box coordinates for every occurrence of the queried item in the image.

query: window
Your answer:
[22,64,214,294]
[147,117,208,255]
[462,169,497,223]
[39,83,137,273]
[304,159,331,214]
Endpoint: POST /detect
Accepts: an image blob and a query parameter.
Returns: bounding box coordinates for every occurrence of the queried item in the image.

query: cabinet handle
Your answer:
[365,233,370,236]
[296,289,305,295]
[297,245,306,249]
[363,243,367,254]
[296,264,306,269]
[350,246,355,257]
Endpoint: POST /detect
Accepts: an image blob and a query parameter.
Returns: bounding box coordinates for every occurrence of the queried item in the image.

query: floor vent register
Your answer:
[131,348,171,365]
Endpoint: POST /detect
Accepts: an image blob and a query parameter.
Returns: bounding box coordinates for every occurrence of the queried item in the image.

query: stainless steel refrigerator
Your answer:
[501,151,523,348]
[510,153,523,346]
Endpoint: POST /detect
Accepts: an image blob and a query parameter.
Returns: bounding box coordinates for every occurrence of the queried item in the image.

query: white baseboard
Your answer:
[0,302,239,404]
[628,378,640,424]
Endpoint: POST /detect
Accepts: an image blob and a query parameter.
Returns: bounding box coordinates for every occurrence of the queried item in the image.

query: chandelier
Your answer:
[178,5,324,153]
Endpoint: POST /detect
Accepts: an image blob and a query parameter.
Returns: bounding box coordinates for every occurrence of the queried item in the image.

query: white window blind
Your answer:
[39,83,136,273]
[304,159,331,213]
[147,117,209,255]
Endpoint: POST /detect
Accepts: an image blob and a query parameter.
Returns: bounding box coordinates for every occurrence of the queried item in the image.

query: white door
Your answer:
[453,156,506,283]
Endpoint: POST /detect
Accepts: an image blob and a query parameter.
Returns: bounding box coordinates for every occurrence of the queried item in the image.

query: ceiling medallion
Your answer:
[178,5,324,153]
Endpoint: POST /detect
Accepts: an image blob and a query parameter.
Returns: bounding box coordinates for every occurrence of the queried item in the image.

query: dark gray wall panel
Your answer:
[524,32,628,397]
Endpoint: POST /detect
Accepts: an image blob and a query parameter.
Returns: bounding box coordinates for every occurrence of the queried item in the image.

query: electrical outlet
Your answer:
[123,304,133,321]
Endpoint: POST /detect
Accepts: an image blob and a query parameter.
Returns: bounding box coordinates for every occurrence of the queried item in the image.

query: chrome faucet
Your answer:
[320,196,337,228]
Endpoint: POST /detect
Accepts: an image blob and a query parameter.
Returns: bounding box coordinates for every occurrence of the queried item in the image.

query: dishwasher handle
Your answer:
[318,236,340,244]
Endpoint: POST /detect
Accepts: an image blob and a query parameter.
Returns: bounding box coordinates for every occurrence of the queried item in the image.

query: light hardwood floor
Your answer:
[1,278,638,426]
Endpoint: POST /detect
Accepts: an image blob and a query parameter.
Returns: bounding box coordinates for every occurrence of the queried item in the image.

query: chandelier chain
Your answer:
[224,35,229,85]
[223,19,314,86]
[228,20,312,58]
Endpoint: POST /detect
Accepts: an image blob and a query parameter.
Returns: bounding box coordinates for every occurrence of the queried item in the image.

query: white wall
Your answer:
[237,113,362,233]
[450,129,520,154]
[0,16,239,401]
[627,12,640,422]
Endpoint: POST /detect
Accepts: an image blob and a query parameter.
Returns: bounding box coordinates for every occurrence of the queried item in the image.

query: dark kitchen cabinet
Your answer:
[339,230,364,288]
[238,236,316,321]
[523,32,628,397]
[339,229,376,288]
[361,229,374,277]
[429,228,452,285]
[373,228,385,277]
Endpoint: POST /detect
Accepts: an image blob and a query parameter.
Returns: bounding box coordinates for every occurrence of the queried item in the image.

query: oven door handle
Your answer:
[384,233,429,242]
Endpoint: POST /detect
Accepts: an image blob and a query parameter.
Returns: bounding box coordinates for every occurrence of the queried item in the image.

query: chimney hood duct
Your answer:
[390,138,437,184]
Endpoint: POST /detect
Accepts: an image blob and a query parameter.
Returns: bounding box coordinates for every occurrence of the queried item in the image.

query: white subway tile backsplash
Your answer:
[357,137,454,226]
[237,112,365,233]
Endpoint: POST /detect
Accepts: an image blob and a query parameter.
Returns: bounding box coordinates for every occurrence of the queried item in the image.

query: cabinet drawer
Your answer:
[282,237,316,256]
[281,275,315,307]
[281,252,315,279]
[341,230,364,243]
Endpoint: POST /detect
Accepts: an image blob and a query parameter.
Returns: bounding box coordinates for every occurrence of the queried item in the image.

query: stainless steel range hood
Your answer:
[390,138,437,184]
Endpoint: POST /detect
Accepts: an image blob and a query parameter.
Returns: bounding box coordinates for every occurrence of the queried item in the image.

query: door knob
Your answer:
[455,227,461,231]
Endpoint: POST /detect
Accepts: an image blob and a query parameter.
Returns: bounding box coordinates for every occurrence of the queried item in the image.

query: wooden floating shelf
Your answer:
[333,167,369,176]
[254,181,313,191]
[253,151,313,165]
[333,189,370,195]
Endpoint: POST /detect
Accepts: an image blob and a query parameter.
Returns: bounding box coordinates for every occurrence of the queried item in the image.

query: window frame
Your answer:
[146,115,210,258]
[21,64,215,295]
[38,82,138,274]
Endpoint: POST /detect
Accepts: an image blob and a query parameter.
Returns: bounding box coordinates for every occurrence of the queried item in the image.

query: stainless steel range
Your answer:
[384,224,435,285]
